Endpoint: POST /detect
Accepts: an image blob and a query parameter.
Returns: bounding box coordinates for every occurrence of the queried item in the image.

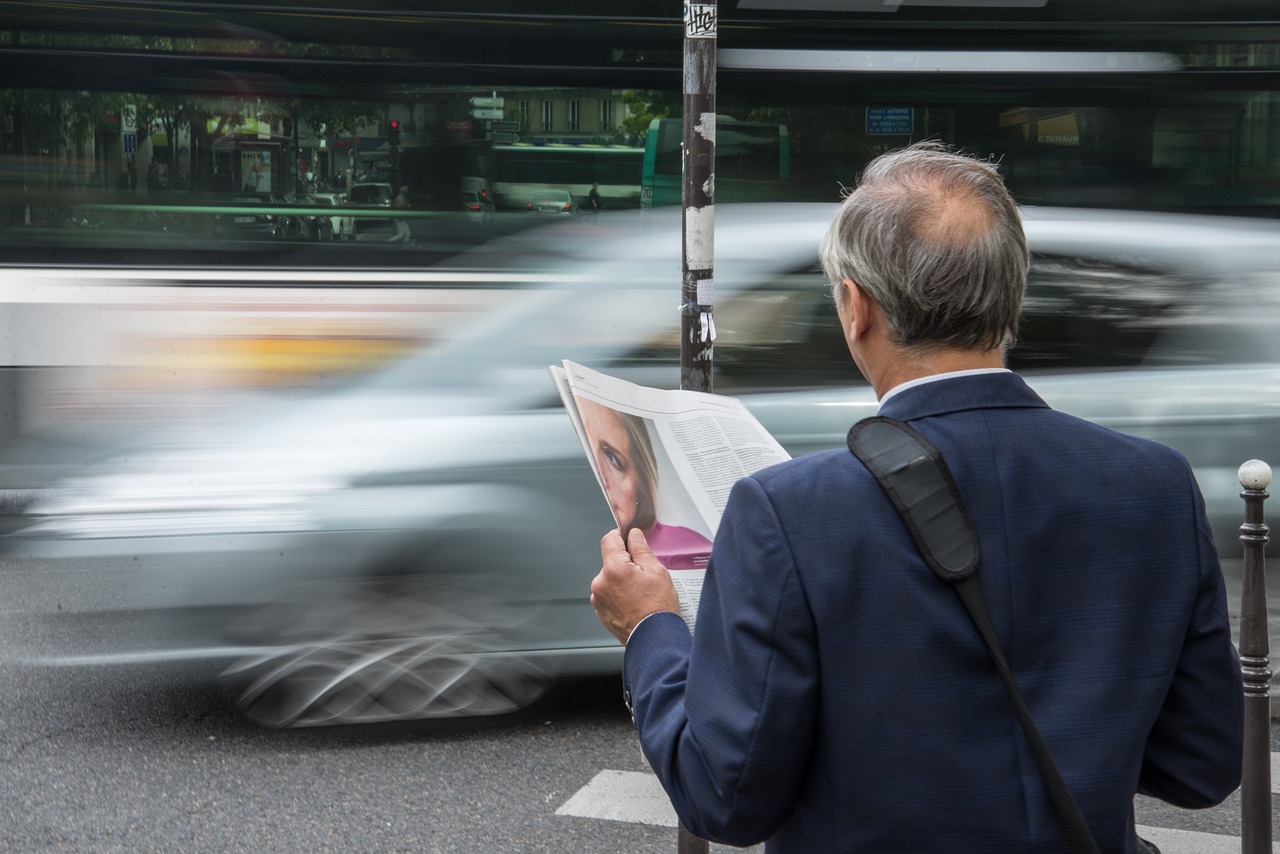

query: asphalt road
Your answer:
[1,556,1276,853]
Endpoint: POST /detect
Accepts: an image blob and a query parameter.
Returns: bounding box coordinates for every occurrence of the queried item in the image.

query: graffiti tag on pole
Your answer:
[685,4,717,39]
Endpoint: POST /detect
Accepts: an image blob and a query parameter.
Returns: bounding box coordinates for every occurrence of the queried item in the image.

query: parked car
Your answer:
[303,192,353,240]
[461,190,495,225]
[5,205,1280,727]
[212,194,283,239]
[348,182,394,238]
[348,182,393,207]
[461,176,494,210]
[528,188,575,215]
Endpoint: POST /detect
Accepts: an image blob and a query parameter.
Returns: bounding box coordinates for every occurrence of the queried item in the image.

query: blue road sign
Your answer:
[866,107,914,136]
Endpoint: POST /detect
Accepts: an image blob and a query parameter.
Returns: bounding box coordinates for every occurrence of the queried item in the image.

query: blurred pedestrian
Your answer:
[587,182,602,216]
[389,185,411,243]
[146,159,162,194]
[589,141,1243,852]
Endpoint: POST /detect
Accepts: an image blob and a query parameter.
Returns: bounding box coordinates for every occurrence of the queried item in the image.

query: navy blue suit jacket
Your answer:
[624,372,1243,853]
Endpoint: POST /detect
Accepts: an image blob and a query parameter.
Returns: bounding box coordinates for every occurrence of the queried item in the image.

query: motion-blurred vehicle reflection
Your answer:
[529,188,576,215]
[349,181,394,240]
[4,204,1279,727]
[306,191,353,240]
[213,194,283,240]
[461,190,495,226]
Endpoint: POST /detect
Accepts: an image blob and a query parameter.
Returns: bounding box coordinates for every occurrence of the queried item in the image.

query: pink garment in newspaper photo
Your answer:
[574,396,712,568]
[647,521,711,570]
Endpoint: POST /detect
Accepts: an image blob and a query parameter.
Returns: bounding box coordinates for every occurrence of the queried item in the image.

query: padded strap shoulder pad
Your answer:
[847,416,980,583]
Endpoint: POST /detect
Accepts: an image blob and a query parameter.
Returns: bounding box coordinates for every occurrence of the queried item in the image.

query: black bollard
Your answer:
[1236,459,1272,854]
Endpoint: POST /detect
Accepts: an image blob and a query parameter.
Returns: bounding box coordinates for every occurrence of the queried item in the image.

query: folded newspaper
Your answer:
[550,360,791,631]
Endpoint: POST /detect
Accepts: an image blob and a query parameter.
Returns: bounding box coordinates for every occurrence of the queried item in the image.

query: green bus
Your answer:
[490,144,645,211]
[640,116,791,209]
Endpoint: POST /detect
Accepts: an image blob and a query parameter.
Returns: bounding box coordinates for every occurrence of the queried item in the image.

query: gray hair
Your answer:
[819,141,1028,354]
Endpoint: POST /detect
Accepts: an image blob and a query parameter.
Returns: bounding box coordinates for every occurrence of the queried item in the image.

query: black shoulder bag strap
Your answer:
[847,415,1101,854]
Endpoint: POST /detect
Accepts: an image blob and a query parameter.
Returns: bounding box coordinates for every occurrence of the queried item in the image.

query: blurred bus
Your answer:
[640,116,791,209]
[490,144,644,211]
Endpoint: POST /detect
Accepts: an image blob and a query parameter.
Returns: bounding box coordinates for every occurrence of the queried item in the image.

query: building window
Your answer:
[519,100,530,123]
[568,99,580,132]
[600,99,613,130]
[541,100,553,131]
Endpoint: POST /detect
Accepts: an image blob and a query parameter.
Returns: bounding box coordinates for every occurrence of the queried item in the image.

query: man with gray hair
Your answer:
[590,142,1242,852]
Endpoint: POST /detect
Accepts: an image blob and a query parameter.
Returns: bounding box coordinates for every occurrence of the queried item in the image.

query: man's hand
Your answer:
[590,528,681,645]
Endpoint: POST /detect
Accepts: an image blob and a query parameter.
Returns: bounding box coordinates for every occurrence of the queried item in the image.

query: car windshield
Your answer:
[354,205,1280,401]
[349,186,390,204]
[360,205,838,397]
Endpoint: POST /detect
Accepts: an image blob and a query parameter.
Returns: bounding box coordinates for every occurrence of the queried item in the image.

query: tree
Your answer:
[619,90,679,146]
[2,29,408,194]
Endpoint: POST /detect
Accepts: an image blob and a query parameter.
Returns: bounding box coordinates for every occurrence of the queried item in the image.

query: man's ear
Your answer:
[839,278,873,344]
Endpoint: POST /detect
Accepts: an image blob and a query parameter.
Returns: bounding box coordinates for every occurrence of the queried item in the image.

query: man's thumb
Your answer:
[626,528,663,569]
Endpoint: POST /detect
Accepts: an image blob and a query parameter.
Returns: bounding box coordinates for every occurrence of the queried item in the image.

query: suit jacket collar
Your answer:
[876,371,1051,423]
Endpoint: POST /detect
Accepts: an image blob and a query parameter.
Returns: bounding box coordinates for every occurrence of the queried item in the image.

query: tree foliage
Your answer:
[619,90,679,146]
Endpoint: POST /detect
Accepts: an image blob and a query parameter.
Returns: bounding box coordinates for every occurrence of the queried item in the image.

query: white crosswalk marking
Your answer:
[1136,825,1241,854]
[559,757,1280,851]
[556,770,678,827]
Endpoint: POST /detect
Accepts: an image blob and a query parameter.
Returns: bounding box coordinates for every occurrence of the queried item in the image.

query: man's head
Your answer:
[820,142,1028,358]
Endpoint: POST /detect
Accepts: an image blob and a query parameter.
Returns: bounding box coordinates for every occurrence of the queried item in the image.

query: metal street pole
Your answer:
[679,3,716,852]
[1236,460,1273,854]
[681,1,717,397]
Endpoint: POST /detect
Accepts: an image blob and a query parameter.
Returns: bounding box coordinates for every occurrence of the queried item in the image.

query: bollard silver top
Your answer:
[1238,459,1272,490]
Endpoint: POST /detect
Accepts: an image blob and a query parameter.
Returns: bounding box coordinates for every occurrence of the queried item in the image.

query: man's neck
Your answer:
[864,345,1005,400]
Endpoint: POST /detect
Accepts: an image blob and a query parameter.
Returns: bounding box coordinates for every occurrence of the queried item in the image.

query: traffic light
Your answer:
[388,119,400,146]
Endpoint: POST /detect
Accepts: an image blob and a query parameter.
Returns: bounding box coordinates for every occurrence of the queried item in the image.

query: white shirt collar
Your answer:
[879,367,1012,404]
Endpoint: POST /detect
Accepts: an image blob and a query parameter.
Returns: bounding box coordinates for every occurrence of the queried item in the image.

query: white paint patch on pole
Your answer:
[695,112,716,143]
[684,205,715,271]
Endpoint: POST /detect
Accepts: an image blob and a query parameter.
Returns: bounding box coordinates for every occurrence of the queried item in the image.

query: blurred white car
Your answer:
[461,190,495,226]
[528,188,575,215]
[348,182,395,238]
[347,182,393,207]
[5,204,1280,726]
[307,191,353,240]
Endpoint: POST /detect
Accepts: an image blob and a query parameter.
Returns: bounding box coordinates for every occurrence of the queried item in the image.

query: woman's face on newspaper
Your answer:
[579,399,640,532]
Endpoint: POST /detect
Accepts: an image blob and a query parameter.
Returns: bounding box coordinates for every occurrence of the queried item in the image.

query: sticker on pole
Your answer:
[685,4,717,39]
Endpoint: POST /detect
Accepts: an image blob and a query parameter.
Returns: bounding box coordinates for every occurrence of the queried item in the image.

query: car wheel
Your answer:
[221,575,550,728]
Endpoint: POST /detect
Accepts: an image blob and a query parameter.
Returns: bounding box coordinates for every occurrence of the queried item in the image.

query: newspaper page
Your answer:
[550,359,790,632]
